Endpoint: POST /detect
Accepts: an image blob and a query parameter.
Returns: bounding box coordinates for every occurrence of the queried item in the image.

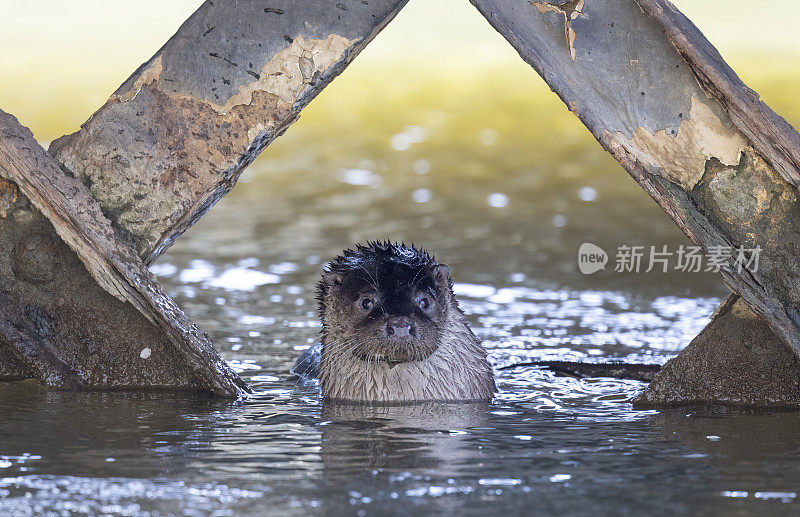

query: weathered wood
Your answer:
[0,186,208,391]
[635,295,800,408]
[0,0,409,393]
[0,342,27,381]
[0,111,248,396]
[470,0,800,405]
[636,0,800,188]
[50,0,410,263]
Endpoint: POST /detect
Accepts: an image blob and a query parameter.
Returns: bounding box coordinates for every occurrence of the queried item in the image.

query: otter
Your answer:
[292,242,495,403]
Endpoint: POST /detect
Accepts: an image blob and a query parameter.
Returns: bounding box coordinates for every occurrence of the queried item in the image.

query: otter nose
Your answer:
[385,318,415,337]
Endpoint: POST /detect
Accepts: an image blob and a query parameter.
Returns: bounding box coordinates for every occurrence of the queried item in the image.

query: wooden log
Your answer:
[49,0,409,263]
[635,294,800,408]
[470,0,800,405]
[0,0,408,394]
[636,0,800,188]
[0,182,215,391]
[0,111,248,396]
[0,345,27,381]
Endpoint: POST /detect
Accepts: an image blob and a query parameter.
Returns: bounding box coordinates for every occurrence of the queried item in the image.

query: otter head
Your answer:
[317,242,495,403]
[318,242,451,366]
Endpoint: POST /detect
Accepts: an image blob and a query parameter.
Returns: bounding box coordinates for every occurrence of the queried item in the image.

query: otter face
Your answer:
[317,242,495,403]
[320,253,452,366]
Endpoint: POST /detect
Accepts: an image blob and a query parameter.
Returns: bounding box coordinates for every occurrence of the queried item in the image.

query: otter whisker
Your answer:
[356,263,380,294]
[323,340,362,363]
[409,264,426,292]
[288,335,363,388]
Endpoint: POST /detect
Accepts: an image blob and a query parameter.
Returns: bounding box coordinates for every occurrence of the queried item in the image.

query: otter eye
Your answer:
[359,297,374,311]
[417,296,430,310]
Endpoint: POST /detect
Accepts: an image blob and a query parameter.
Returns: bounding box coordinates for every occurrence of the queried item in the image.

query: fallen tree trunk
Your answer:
[470,0,800,405]
[50,0,409,263]
[0,111,248,395]
[0,0,408,394]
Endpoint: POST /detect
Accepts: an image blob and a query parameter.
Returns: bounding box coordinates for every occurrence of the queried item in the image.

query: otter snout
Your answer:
[385,317,416,338]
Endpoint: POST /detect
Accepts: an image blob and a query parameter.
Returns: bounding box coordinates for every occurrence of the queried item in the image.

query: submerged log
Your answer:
[499,360,661,382]
[471,0,800,405]
[0,0,409,394]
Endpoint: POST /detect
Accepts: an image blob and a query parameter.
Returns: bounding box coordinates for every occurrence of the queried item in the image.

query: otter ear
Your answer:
[322,272,342,288]
[432,264,450,288]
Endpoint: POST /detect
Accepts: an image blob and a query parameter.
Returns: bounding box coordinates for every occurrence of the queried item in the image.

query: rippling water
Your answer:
[3,67,800,515]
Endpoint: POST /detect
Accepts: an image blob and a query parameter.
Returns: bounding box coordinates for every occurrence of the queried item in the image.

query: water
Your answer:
[3,68,800,515]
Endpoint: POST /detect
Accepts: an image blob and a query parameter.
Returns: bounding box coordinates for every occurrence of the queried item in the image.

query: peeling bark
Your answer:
[636,0,800,188]
[471,0,800,406]
[617,96,748,191]
[0,111,248,396]
[532,0,584,61]
[49,0,410,262]
[0,0,409,394]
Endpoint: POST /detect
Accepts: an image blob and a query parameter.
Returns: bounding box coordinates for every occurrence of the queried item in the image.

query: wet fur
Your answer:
[318,242,495,403]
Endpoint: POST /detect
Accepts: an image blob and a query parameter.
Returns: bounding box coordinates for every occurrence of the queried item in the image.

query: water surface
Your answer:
[2,69,800,516]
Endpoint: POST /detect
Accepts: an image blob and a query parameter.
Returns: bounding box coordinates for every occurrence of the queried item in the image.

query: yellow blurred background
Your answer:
[0,0,798,143]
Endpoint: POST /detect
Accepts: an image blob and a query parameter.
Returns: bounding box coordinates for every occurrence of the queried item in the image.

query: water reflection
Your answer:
[2,65,799,515]
[4,375,800,514]
[320,402,490,475]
